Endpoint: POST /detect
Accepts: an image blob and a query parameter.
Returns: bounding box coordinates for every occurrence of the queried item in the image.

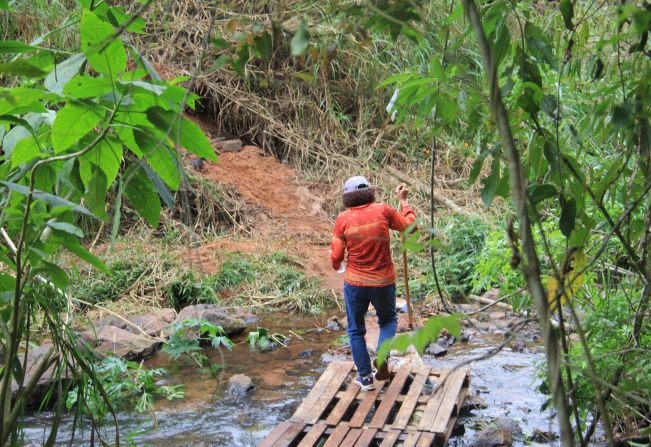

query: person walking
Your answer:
[331,176,416,390]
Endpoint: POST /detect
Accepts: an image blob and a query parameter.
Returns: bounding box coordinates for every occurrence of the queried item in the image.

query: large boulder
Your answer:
[469,428,513,447]
[174,304,246,336]
[226,374,255,396]
[89,309,176,337]
[11,342,61,405]
[90,326,161,360]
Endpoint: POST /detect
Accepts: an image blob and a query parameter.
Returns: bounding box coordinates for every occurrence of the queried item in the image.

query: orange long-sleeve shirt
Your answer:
[331,202,416,287]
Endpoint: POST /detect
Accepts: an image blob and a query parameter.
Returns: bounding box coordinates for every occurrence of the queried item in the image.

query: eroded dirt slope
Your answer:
[185,144,343,292]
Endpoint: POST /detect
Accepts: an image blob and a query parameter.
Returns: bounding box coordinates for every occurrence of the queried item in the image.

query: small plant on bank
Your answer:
[246,327,288,351]
[162,319,233,367]
[66,357,184,421]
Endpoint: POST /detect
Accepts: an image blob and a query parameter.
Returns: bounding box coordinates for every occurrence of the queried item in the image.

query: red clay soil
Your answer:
[184,145,343,291]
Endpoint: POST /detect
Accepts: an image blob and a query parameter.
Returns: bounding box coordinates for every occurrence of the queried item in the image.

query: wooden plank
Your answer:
[430,368,469,433]
[378,429,401,447]
[297,422,327,447]
[392,364,431,430]
[257,421,293,447]
[354,428,378,447]
[273,422,306,446]
[416,432,435,447]
[403,431,422,447]
[340,428,363,447]
[369,365,411,429]
[417,369,450,431]
[325,382,360,425]
[348,382,383,427]
[291,361,353,424]
[323,423,351,447]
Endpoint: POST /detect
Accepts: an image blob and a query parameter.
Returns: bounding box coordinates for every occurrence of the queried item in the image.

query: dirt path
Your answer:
[185,144,343,292]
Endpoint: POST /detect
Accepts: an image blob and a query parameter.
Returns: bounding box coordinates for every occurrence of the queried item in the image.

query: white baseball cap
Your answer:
[343,176,371,194]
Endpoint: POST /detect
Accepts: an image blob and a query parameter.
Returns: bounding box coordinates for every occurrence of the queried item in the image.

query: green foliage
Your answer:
[162,318,233,368]
[165,270,216,310]
[66,356,184,421]
[210,254,259,293]
[471,229,525,297]
[246,327,288,351]
[435,216,489,297]
[0,2,216,442]
[377,314,461,364]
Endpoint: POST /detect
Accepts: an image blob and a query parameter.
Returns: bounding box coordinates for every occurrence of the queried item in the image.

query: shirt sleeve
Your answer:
[331,216,346,270]
[385,203,416,232]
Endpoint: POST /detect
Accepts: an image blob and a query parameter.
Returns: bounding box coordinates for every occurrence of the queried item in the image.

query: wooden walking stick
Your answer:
[401,237,414,330]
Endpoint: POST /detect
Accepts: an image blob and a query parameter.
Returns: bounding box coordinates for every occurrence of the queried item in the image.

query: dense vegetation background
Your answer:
[0,0,649,446]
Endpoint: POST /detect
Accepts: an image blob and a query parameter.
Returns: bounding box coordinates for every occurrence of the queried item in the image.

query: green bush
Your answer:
[66,357,184,421]
[471,228,525,297]
[209,253,260,293]
[435,215,490,297]
[165,270,216,310]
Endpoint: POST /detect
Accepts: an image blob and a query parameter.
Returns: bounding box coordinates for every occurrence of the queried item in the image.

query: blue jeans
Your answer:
[344,283,397,378]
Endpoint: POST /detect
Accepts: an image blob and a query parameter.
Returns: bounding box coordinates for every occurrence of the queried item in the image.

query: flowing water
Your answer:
[20,313,557,446]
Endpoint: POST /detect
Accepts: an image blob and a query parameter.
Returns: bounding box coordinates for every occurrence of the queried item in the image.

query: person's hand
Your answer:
[395,183,409,200]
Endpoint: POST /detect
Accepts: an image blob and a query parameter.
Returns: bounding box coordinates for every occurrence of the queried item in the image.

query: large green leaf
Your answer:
[290,21,310,56]
[80,9,126,78]
[0,60,46,77]
[79,136,123,186]
[63,75,113,99]
[10,134,42,167]
[480,157,500,207]
[1,181,95,216]
[84,168,109,221]
[0,41,37,54]
[528,183,558,205]
[135,131,182,190]
[124,166,161,227]
[560,0,574,30]
[44,53,86,94]
[559,197,576,237]
[51,103,104,154]
[59,236,109,274]
[145,107,217,161]
[47,221,84,238]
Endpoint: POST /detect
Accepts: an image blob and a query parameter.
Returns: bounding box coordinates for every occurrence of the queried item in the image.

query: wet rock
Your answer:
[91,326,161,360]
[451,421,466,436]
[214,139,243,153]
[298,349,313,358]
[11,343,62,405]
[396,298,408,313]
[260,369,288,388]
[226,374,255,396]
[530,429,558,443]
[510,340,526,352]
[425,343,448,357]
[174,304,246,336]
[469,428,513,447]
[231,308,259,325]
[461,331,471,343]
[326,316,340,331]
[460,394,488,413]
[89,309,176,338]
[154,379,171,387]
[493,417,522,436]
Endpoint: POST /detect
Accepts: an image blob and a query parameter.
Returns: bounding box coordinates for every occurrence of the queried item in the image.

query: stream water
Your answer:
[20,312,557,447]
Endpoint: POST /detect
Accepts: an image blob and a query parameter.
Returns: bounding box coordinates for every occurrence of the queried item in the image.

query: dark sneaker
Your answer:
[372,358,390,381]
[354,374,375,391]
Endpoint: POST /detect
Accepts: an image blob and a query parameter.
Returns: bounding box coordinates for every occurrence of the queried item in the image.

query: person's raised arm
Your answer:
[387,183,416,232]
[331,217,346,270]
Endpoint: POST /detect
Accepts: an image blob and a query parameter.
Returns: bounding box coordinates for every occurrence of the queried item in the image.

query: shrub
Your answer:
[434,215,490,298]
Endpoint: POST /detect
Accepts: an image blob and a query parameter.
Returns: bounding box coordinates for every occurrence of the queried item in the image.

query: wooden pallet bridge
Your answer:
[258,360,470,447]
